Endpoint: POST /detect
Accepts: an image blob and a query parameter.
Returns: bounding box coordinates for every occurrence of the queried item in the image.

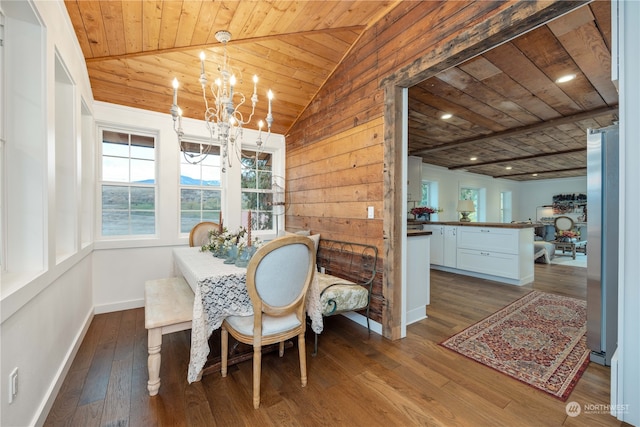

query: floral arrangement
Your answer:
[558,230,580,238]
[201,226,263,256]
[410,206,442,216]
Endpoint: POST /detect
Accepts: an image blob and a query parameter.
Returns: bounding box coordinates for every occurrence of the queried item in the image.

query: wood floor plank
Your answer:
[45,264,628,427]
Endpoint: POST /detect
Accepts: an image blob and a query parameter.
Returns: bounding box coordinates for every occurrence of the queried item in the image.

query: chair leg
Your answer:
[221,326,228,377]
[279,341,285,357]
[312,332,318,357]
[298,333,307,387]
[253,345,262,409]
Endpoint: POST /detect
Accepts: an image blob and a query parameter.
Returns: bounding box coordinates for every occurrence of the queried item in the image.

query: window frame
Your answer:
[239,149,277,236]
[97,125,158,240]
[178,139,223,235]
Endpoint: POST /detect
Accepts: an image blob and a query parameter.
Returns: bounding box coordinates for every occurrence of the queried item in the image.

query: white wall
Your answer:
[518,176,587,221]
[0,1,96,426]
[420,164,522,222]
[91,102,285,313]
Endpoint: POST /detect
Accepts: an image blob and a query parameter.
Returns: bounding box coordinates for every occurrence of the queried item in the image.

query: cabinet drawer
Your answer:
[456,248,519,279]
[457,227,518,254]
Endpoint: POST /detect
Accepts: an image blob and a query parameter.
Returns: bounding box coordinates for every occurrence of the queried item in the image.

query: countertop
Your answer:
[407,230,432,237]
[407,221,536,229]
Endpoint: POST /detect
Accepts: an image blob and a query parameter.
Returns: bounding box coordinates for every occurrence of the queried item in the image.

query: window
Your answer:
[420,180,439,208]
[179,142,222,233]
[241,150,274,232]
[460,187,480,222]
[500,191,512,223]
[100,129,156,236]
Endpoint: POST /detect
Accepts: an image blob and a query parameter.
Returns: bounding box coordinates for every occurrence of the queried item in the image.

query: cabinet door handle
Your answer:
[480,229,490,233]
[481,252,490,256]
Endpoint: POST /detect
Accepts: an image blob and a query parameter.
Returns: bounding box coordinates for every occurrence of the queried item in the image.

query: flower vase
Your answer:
[235,246,256,268]
[223,245,238,264]
[418,213,431,222]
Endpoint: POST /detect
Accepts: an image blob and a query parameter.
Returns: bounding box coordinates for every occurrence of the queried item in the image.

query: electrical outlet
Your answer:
[367,206,374,219]
[8,367,18,404]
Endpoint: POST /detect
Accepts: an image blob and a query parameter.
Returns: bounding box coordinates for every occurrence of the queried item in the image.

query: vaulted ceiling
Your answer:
[65,1,615,181]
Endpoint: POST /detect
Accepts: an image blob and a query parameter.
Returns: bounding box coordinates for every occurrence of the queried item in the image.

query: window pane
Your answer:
[131,158,155,183]
[103,141,129,157]
[102,211,129,236]
[254,211,273,230]
[257,171,272,190]
[181,188,202,210]
[102,156,130,182]
[181,211,201,234]
[130,187,155,210]
[131,211,155,234]
[130,143,154,160]
[181,163,202,186]
[241,169,257,189]
[102,185,129,209]
[257,192,273,209]
[201,166,220,186]
[202,190,221,210]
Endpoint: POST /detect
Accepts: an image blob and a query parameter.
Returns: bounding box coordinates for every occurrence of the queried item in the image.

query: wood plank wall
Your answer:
[285,0,587,338]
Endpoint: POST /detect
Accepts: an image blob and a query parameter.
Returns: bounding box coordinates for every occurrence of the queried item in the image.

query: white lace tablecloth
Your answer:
[172,247,323,383]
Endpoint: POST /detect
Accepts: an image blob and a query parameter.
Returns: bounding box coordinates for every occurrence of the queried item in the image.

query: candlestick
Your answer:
[247,211,252,247]
[172,78,179,105]
[199,51,205,75]
[253,75,258,95]
[267,90,273,115]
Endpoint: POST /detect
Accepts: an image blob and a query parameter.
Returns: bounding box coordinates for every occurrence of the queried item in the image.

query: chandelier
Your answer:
[170,30,273,169]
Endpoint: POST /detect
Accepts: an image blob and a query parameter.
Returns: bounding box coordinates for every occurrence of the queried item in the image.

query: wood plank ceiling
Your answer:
[65,1,616,181]
[408,1,617,181]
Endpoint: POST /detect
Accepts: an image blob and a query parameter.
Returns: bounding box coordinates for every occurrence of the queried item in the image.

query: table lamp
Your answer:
[457,199,475,222]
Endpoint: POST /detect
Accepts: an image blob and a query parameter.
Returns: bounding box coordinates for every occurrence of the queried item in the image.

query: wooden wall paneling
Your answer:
[287,0,587,339]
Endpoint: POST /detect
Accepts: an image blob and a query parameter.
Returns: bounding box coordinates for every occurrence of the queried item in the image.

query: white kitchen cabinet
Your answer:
[424,223,534,286]
[406,232,430,325]
[422,224,457,268]
[407,156,423,202]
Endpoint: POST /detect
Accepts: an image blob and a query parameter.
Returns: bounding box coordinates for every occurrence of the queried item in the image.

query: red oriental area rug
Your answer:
[440,291,590,401]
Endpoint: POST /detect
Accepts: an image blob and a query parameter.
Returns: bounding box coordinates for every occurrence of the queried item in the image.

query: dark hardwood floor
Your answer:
[45,261,628,426]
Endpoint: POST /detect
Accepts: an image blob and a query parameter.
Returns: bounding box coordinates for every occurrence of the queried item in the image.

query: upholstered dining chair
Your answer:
[554,216,575,238]
[221,235,315,409]
[188,221,220,247]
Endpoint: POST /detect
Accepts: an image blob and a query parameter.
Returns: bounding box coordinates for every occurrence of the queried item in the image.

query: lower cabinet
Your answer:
[423,224,457,267]
[423,224,534,286]
[406,233,430,325]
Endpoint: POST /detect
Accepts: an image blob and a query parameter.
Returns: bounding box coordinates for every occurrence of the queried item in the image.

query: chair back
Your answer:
[246,235,315,319]
[189,221,220,247]
[554,216,574,233]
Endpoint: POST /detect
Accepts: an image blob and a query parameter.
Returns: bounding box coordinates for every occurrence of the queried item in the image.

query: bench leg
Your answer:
[147,328,162,396]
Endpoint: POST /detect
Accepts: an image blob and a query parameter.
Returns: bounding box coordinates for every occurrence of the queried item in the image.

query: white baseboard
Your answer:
[33,308,94,427]
[341,312,382,335]
[94,298,144,314]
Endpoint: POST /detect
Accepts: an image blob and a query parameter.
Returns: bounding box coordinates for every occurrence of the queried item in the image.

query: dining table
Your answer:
[172,246,323,383]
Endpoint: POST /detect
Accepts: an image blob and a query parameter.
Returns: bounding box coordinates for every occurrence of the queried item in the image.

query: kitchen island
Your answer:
[418,222,535,286]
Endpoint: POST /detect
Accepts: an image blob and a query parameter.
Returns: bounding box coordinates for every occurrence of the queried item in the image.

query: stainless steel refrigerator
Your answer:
[586,124,619,366]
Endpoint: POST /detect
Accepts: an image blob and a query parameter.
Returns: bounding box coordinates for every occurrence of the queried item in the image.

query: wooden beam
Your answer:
[448,147,586,170]
[493,166,586,178]
[411,105,618,155]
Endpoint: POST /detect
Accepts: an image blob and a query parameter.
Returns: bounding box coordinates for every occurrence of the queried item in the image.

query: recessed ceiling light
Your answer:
[532,173,538,177]
[556,74,576,83]
[441,113,453,120]
[505,166,512,170]
[470,157,477,161]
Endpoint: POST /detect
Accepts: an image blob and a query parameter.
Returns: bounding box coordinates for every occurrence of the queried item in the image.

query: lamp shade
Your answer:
[457,199,475,212]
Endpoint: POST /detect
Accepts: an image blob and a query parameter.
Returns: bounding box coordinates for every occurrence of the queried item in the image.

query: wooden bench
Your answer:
[144,277,194,396]
[313,239,378,355]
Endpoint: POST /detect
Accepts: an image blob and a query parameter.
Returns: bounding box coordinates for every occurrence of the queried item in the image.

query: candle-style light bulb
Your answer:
[199,51,206,75]
[267,89,273,115]
[172,78,179,105]
[230,75,236,87]
[253,75,258,94]
[258,120,264,130]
